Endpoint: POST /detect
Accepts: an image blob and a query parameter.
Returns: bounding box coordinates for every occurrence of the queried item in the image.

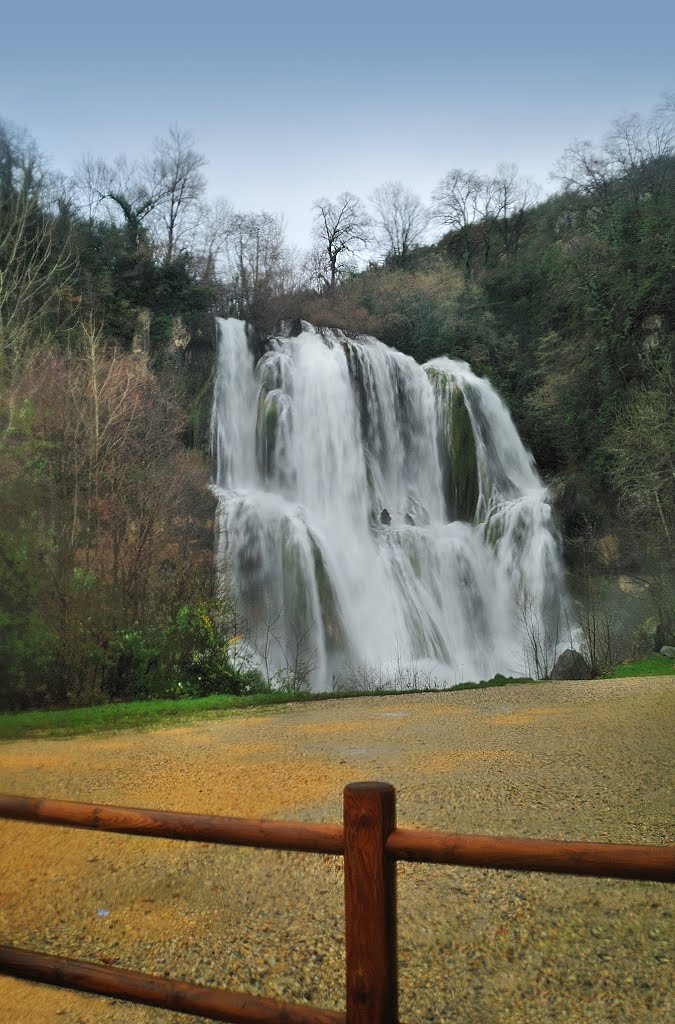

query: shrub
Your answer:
[101,600,265,701]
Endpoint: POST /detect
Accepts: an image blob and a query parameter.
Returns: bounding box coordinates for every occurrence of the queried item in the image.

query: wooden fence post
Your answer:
[343,782,398,1024]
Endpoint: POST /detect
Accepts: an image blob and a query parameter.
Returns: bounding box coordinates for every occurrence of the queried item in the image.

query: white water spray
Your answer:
[212,318,567,689]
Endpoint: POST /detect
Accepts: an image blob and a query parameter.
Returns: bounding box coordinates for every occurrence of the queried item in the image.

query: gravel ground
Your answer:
[0,676,673,1024]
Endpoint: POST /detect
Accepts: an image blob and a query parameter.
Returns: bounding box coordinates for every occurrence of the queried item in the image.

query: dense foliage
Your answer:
[303,102,675,575]
[0,123,262,709]
[1,98,673,709]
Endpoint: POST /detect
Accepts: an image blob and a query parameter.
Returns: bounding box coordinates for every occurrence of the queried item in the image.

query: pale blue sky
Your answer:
[2,0,673,246]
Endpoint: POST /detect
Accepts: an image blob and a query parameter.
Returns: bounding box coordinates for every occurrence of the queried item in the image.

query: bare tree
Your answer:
[0,120,50,203]
[491,163,539,253]
[431,169,486,229]
[147,127,207,263]
[75,127,207,258]
[554,94,675,209]
[310,192,371,293]
[518,590,560,679]
[431,169,495,276]
[192,196,234,280]
[302,243,332,294]
[0,121,75,383]
[253,602,317,692]
[370,181,429,265]
[431,164,538,271]
[75,153,162,246]
[5,327,216,702]
[224,210,297,325]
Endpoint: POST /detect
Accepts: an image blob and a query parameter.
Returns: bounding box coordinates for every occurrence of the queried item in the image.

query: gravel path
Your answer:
[0,677,673,1023]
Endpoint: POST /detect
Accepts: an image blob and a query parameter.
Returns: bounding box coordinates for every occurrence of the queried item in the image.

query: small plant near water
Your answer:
[332,657,445,693]
[450,673,536,691]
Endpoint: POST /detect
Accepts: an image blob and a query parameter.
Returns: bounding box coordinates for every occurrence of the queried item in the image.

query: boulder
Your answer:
[618,575,648,595]
[551,649,593,680]
[380,508,391,526]
[595,534,620,567]
[659,645,675,658]
[549,475,597,538]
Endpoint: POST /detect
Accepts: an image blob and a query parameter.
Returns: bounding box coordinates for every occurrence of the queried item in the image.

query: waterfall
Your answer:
[211,318,567,690]
[211,318,258,489]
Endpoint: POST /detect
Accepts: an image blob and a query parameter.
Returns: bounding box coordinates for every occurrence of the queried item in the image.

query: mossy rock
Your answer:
[365,459,375,498]
[428,367,479,523]
[364,458,383,523]
[406,606,447,659]
[310,536,347,654]
[398,531,422,578]
[279,527,347,657]
[342,342,370,445]
[281,528,312,636]
[256,391,279,480]
[424,366,444,385]
[484,512,504,550]
[257,355,283,396]
[449,387,479,522]
[191,365,214,448]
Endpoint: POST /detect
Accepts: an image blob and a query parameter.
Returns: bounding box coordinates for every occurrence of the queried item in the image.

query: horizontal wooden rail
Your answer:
[1,784,673,1024]
[387,827,675,882]
[0,794,344,855]
[0,946,345,1024]
[1,793,672,881]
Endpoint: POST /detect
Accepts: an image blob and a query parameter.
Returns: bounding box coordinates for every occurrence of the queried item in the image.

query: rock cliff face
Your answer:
[548,471,674,662]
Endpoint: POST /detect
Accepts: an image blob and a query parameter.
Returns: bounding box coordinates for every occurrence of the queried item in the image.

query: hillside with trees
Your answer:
[1,96,673,710]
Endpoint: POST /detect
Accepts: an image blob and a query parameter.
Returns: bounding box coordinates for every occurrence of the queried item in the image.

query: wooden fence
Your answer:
[0,784,673,1023]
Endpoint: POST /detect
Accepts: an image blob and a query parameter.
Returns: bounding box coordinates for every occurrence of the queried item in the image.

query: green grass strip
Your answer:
[603,654,675,678]
[9,663,670,742]
[0,676,537,741]
[0,692,322,741]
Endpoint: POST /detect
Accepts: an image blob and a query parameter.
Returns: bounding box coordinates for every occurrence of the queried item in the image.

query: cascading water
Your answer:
[211,317,567,690]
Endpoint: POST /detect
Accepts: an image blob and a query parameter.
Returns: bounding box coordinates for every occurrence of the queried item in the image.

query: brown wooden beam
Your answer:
[344,783,398,1024]
[0,794,344,855]
[0,946,345,1024]
[1,792,672,881]
[386,828,675,881]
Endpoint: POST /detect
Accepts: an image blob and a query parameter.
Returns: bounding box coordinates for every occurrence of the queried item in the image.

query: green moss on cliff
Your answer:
[427,368,480,523]
[256,392,279,480]
[449,387,479,522]
[310,537,346,653]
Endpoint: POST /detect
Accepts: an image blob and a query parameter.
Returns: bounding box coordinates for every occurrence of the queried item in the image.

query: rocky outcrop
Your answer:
[256,389,280,480]
[426,367,480,523]
[551,649,593,680]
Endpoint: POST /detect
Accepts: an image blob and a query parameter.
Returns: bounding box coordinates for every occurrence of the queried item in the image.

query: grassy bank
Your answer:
[1,663,670,742]
[0,675,538,741]
[0,692,323,741]
[604,654,675,678]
